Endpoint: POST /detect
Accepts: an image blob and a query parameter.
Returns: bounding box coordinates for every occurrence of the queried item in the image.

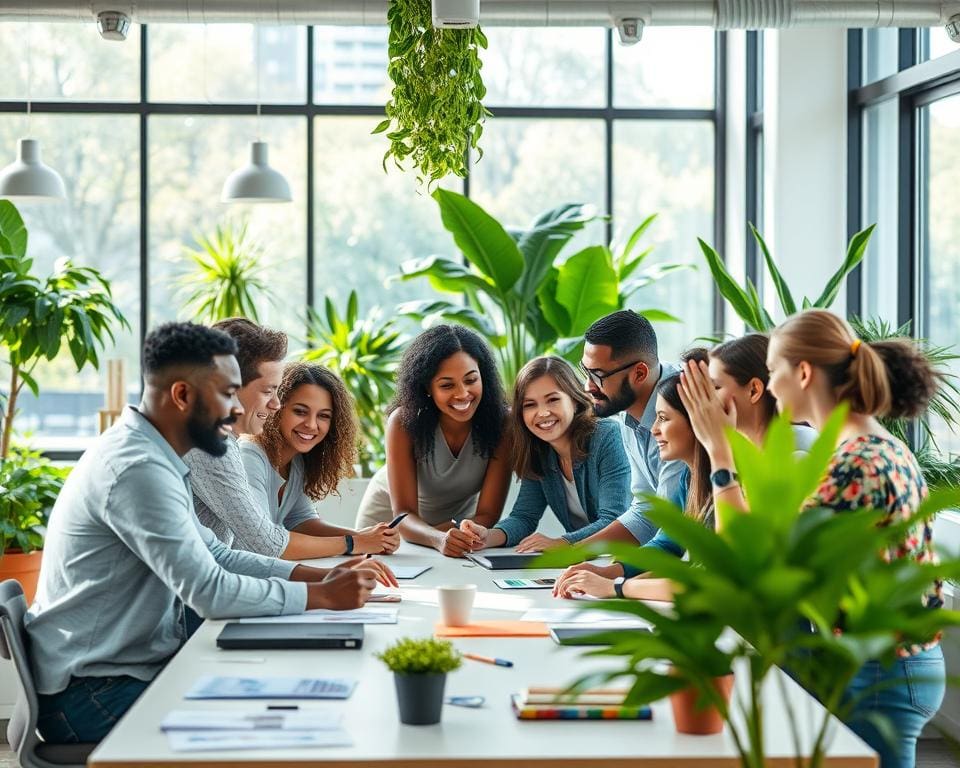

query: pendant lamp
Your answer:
[0,18,66,201]
[221,26,290,204]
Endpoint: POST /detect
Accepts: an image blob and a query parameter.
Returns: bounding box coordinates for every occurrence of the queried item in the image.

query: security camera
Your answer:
[947,14,960,44]
[432,0,479,29]
[617,18,644,46]
[97,11,131,41]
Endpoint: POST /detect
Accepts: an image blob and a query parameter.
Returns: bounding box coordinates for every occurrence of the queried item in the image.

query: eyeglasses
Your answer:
[578,359,644,389]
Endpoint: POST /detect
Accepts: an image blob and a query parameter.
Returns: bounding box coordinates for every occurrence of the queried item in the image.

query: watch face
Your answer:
[712,469,732,487]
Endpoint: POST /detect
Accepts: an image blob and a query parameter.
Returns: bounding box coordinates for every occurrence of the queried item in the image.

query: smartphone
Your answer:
[387,513,409,529]
[367,593,402,603]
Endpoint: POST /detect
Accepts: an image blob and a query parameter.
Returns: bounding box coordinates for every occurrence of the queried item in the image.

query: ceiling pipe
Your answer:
[0,0,957,27]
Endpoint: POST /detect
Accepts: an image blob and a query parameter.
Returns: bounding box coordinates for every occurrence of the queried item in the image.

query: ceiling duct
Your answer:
[0,0,956,27]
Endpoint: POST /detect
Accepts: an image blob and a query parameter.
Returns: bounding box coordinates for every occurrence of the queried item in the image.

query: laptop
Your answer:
[216,622,364,650]
[465,552,544,570]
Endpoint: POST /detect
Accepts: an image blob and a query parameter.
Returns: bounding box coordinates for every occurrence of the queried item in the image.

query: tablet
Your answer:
[548,625,650,646]
[465,552,544,570]
[493,578,556,589]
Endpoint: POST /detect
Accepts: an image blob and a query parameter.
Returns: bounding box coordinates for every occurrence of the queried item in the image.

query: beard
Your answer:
[187,399,235,457]
[591,375,636,418]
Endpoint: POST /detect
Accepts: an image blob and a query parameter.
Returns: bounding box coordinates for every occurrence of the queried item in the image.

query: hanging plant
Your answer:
[373,0,490,183]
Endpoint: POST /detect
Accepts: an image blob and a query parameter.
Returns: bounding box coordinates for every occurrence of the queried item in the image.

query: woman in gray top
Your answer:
[355,325,512,557]
[186,320,396,559]
[243,362,398,558]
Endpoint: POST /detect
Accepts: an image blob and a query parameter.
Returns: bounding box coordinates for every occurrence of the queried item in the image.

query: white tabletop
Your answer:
[89,542,877,768]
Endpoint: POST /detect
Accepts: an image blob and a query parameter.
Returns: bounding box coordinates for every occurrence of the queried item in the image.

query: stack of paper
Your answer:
[185,676,357,700]
[237,607,398,625]
[161,709,352,752]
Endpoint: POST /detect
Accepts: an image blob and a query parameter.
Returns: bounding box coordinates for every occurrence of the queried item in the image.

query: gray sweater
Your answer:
[25,407,308,695]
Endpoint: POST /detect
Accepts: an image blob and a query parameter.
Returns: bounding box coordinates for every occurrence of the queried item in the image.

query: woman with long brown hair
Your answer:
[461,356,630,552]
[240,362,400,558]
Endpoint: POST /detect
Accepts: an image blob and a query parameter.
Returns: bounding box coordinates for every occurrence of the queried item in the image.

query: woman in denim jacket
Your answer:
[460,356,631,553]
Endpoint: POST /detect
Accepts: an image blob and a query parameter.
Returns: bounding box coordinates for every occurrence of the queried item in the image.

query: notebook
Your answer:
[465,552,544,570]
[216,622,363,650]
[434,620,550,637]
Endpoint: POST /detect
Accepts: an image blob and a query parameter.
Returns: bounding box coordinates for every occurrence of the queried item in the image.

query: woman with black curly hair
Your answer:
[355,325,512,557]
[240,362,401,560]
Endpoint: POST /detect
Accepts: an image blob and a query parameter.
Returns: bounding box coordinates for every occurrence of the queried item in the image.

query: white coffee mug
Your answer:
[437,584,477,627]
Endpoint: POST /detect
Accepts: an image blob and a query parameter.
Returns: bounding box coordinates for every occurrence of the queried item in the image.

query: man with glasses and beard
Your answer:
[576,310,685,545]
[25,322,390,745]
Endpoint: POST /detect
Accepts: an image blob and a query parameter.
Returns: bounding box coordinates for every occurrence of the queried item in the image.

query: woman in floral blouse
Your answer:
[681,309,942,768]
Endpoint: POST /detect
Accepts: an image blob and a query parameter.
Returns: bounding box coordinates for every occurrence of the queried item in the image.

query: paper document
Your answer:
[161,709,342,731]
[519,608,647,626]
[167,729,353,752]
[185,676,356,700]
[238,607,398,625]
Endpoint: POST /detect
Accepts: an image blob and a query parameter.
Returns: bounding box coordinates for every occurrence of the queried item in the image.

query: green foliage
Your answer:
[178,218,272,323]
[374,0,489,183]
[698,223,876,333]
[0,200,128,459]
[539,408,960,768]
[376,636,462,675]
[303,291,407,476]
[0,447,70,554]
[397,190,687,383]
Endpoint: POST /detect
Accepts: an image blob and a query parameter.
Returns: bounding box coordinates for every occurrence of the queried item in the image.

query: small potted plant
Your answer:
[376,637,462,725]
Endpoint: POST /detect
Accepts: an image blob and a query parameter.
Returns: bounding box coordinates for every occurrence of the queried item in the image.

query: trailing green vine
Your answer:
[374,0,490,183]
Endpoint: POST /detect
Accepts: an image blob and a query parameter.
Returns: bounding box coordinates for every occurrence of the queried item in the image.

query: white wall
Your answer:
[764,28,848,318]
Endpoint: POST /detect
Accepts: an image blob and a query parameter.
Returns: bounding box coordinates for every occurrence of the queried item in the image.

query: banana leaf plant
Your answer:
[303,291,406,476]
[699,223,960,488]
[540,407,960,768]
[396,189,688,383]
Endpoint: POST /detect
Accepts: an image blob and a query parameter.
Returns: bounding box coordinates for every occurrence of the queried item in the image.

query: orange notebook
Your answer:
[434,620,550,638]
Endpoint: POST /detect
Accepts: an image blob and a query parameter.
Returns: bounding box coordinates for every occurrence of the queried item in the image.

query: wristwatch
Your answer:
[343,534,354,555]
[613,576,626,599]
[710,468,739,489]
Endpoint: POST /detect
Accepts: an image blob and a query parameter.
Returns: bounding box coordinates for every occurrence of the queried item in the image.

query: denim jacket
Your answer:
[494,419,631,546]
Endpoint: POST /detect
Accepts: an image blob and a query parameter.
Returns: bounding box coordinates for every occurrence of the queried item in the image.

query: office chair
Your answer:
[0,579,96,768]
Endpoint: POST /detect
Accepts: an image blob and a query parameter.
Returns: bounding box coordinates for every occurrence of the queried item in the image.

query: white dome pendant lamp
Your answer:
[221,26,290,204]
[0,17,66,202]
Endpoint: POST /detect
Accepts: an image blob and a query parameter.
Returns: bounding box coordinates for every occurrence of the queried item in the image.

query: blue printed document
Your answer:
[185,676,356,700]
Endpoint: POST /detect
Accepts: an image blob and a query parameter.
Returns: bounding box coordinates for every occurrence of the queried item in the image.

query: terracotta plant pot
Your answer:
[0,549,43,604]
[669,673,735,735]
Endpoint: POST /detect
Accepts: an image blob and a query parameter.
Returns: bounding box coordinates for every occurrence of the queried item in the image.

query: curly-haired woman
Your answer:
[354,325,512,557]
[240,362,400,558]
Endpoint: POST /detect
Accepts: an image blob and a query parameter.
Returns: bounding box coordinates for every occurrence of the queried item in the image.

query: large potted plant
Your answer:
[376,636,462,725]
[541,408,960,768]
[397,189,687,383]
[303,290,407,476]
[699,225,960,489]
[0,200,126,599]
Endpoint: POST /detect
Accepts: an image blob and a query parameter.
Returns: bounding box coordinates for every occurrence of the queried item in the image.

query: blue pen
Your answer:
[464,652,513,668]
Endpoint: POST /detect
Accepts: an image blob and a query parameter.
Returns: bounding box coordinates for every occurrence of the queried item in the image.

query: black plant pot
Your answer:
[393,672,447,725]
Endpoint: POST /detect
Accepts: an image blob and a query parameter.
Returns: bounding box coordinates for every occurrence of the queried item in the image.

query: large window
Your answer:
[0,21,720,449]
[850,30,960,458]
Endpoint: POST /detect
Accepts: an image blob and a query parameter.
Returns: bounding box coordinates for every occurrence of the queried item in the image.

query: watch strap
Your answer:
[613,577,626,599]
[343,534,354,555]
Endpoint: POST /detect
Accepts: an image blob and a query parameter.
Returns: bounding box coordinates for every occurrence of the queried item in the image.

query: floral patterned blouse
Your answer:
[805,433,940,656]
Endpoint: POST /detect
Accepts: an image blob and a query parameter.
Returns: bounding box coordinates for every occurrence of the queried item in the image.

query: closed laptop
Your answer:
[216,622,364,650]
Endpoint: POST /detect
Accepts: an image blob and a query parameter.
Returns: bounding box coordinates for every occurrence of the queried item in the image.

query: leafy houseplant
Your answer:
[376,636,462,725]
[398,189,686,384]
[374,0,489,183]
[303,291,407,476]
[177,217,273,323]
[699,224,960,489]
[540,408,960,768]
[0,200,123,599]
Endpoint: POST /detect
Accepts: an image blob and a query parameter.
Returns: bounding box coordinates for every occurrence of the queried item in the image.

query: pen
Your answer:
[464,652,513,668]
[266,705,299,710]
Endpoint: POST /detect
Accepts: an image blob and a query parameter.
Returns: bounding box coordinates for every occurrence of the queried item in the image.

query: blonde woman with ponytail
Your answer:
[740,309,941,768]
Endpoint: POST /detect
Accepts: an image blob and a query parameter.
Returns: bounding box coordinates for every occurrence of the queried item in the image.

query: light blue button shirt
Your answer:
[25,407,307,695]
[615,362,686,544]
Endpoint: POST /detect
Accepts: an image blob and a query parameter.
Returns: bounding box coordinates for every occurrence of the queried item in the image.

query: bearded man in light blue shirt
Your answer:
[25,322,393,745]
[576,310,685,545]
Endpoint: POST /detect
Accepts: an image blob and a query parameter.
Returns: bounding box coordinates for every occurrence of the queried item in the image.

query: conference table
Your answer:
[88,542,877,768]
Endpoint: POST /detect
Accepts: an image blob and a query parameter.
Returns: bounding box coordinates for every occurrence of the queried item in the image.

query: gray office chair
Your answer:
[0,579,96,768]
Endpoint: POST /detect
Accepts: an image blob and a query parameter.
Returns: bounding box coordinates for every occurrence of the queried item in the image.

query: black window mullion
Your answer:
[846,29,864,318]
[712,30,727,336]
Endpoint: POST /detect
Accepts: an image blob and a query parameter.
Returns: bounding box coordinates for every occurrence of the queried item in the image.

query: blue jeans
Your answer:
[37,675,150,743]
[843,645,945,768]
